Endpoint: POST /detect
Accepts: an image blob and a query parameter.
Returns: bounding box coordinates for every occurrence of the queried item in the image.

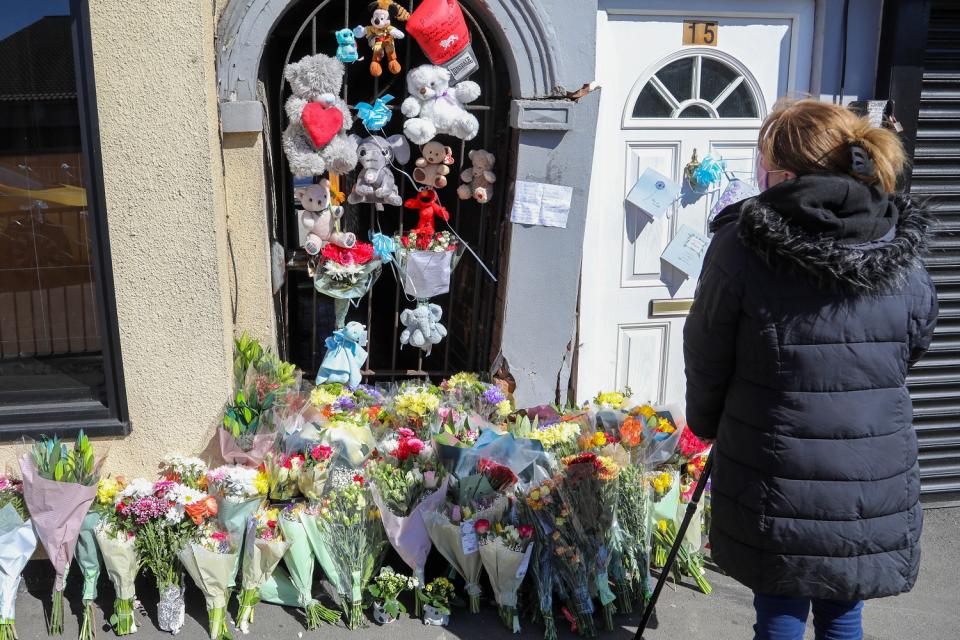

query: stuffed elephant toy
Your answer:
[399,303,446,355]
[347,134,411,207]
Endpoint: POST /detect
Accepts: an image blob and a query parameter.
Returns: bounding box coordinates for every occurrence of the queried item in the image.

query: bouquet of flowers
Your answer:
[422,495,508,613]
[524,476,595,637]
[313,241,382,327]
[178,522,238,640]
[518,481,559,640]
[205,465,267,587]
[312,475,388,629]
[366,429,448,611]
[265,504,338,628]
[94,516,139,636]
[114,478,217,633]
[20,432,101,636]
[522,416,584,460]
[161,453,208,490]
[221,333,297,466]
[608,461,650,612]
[393,231,462,301]
[261,451,304,501]
[652,518,712,595]
[380,382,442,435]
[440,372,513,426]
[0,477,36,640]
[297,444,335,501]
[559,453,621,630]
[420,578,454,626]
[367,566,418,624]
[76,476,126,640]
[477,519,534,633]
[236,507,290,633]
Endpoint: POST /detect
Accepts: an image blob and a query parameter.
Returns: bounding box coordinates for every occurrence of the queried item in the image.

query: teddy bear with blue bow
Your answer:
[316,321,368,388]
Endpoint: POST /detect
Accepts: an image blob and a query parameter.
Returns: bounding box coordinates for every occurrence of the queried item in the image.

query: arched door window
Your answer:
[262,0,509,379]
[626,50,764,122]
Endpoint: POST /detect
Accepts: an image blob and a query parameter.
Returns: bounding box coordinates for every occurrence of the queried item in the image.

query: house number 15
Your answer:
[683,20,719,46]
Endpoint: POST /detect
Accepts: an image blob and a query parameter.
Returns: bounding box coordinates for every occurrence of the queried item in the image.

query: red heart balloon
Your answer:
[301,102,344,149]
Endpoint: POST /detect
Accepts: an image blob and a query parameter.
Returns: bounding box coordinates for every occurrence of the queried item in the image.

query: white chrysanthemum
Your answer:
[118,477,155,499]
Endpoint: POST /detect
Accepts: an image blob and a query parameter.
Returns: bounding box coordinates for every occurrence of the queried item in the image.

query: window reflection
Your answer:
[0,1,105,403]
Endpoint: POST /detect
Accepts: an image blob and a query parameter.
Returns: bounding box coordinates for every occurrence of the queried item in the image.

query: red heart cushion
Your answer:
[301,102,344,149]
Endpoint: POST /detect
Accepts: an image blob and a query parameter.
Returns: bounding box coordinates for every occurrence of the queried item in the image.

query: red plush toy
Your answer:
[404,188,450,236]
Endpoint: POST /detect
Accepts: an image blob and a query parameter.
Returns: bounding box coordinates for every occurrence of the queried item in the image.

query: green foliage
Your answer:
[31,430,98,486]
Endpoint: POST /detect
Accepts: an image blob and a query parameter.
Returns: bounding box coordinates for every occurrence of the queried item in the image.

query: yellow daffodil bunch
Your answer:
[649,470,674,497]
[593,390,629,410]
[394,387,441,420]
[527,421,580,450]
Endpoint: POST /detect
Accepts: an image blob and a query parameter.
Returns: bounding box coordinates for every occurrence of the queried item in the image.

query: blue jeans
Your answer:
[753,593,863,640]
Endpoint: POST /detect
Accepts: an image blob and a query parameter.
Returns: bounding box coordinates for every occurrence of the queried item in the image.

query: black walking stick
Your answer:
[634,449,714,639]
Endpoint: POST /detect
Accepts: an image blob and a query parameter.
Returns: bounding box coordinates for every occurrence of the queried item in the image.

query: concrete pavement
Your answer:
[12,508,958,640]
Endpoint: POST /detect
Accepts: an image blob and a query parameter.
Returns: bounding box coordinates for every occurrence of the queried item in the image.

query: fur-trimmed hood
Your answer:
[713,174,931,294]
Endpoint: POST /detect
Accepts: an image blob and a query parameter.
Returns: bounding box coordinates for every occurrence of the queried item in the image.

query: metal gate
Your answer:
[260,0,510,381]
[907,0,960,504]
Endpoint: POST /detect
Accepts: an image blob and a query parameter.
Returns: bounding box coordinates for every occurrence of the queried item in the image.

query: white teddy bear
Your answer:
[401,64,481,145]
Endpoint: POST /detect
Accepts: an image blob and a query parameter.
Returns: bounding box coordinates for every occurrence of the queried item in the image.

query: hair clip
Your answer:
[850,145,876,176]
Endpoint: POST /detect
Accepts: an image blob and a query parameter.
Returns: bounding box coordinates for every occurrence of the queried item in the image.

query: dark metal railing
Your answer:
[263,0,510,381]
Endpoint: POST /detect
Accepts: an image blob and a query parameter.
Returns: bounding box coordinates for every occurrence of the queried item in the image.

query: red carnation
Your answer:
[474,519,490,535]
[353,474,365,486]
[322,241,375,266]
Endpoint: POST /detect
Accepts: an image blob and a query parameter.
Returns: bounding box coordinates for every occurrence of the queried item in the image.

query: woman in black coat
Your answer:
[683,99,938,640]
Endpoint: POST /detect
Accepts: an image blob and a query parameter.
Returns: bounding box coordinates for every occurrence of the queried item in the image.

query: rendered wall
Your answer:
[0,0,235,476]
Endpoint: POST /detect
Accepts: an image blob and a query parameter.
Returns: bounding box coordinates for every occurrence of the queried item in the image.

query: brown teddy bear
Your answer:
[457,149,496,203]
[413,141,455,188]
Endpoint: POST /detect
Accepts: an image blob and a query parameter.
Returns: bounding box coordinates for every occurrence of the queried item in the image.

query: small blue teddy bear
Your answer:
[335,28,359,64]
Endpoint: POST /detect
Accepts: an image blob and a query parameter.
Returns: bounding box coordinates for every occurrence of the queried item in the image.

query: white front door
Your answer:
[577,1,815,404]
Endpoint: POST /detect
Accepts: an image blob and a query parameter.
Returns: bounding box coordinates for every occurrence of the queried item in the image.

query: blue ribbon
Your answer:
[355,94,394,131]
[692,154,727,190]
[369,231,395,264]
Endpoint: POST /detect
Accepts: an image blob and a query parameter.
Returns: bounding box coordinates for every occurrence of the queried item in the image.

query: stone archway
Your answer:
[215,0,568,133]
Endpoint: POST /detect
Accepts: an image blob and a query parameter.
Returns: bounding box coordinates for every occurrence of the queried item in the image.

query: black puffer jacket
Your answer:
[684,174,938,601]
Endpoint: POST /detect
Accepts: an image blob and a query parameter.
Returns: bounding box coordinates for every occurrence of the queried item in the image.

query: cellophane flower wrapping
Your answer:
[178,523,238,640]
[422,495,508,614]
[0,482,36,640]
[477,521,534,633]
[222,334,299,465]
[518,493,559,640]
[113,476,214,634]
[262,451,304,501]
[611,462,651,609]
[312,477,388,629]
[76,510,103,640]
[439,372,515,428]
[523,475,596,637]
[266,505,339,628]
[394,243,461,299]
[18,450,99,636]
[377,381,443,437]
[94,523,139,635]
[366,432,449,612]
[236,508,290,634]
[297,443,337,501]
[206,465,267,588]
[558,453,621,631]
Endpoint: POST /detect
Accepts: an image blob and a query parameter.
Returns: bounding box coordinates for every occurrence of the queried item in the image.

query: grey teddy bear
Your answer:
[347,134,411,207]
[281,54,357,178]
